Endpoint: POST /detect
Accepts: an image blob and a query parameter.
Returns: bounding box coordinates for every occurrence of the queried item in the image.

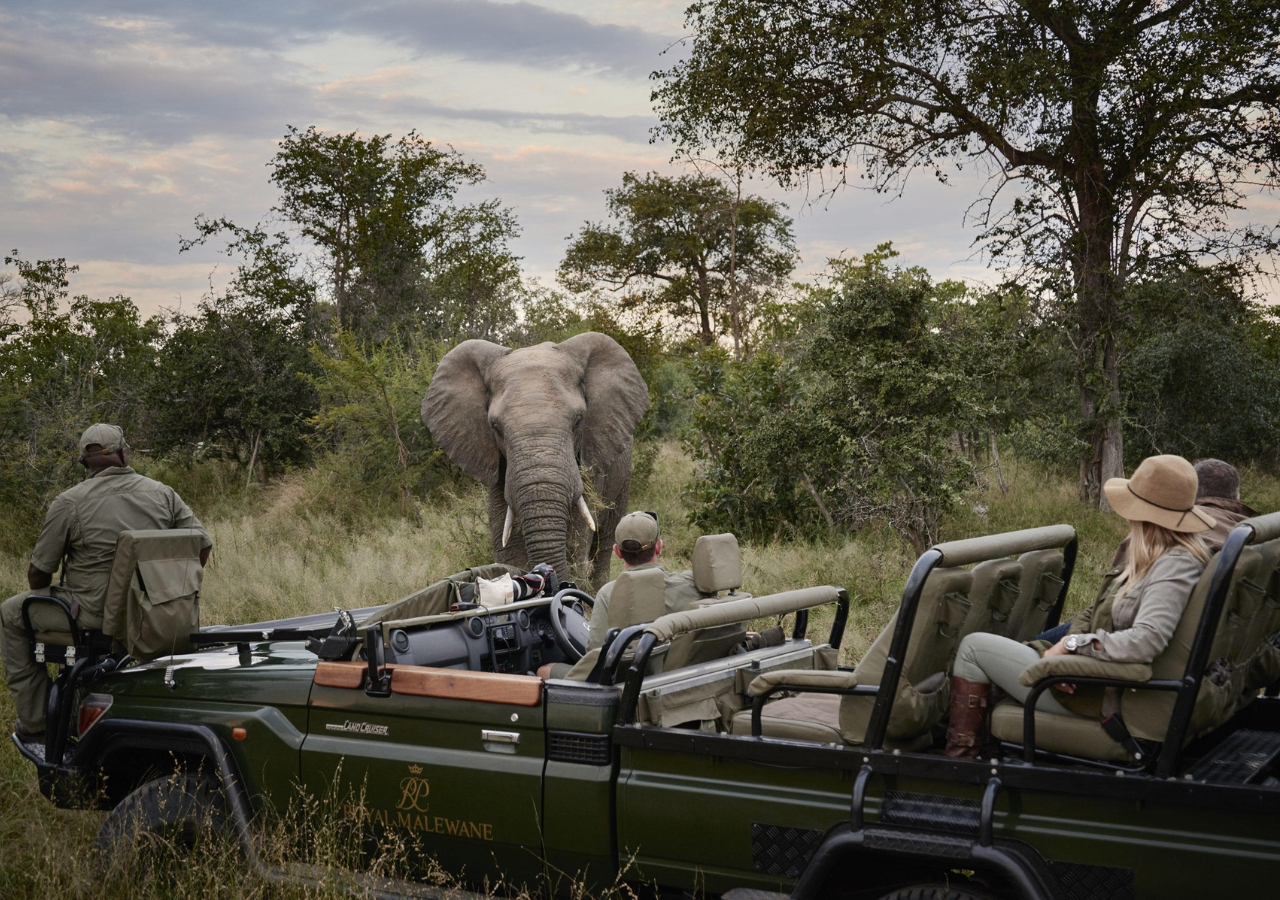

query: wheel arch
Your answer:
[790,825,1058,900]
[75,719,260,863]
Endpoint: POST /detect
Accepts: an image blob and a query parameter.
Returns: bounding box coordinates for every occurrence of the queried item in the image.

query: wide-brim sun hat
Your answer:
[1103,454,1217,533]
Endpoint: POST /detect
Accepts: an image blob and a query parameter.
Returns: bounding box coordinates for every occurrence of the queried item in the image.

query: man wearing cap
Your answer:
[1,424,212,742]
[584,510,703,653]
[536,511,703,680]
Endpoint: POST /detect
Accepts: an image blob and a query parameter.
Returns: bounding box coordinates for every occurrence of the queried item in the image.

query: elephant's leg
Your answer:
[488,483,529,569]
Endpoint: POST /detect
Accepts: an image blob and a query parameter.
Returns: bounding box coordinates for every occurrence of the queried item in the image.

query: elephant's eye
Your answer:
[573,414,583,431]
[491,422,503,438]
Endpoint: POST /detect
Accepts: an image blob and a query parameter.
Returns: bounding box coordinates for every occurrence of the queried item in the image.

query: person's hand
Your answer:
[1043,638,1069,658]
[1056,682,1077,694]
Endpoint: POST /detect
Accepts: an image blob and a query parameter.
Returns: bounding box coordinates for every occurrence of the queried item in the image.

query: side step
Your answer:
[1183,729,1280,784]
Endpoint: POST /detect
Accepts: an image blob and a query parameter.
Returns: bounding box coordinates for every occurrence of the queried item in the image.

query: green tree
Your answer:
[269,126,522,340]
[655,0,1280,506]
[687,247,987,552]
[155,224,320,477]
[0,253,159,549]
[1120,266,1280,467]
[559,171,796,350]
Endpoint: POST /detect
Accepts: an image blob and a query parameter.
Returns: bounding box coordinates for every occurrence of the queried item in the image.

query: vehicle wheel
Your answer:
[875,884,998,900]
[93,773,232,871]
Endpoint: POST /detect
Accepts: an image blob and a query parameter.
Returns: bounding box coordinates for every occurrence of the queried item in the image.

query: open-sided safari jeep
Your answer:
[15,516,1280,899]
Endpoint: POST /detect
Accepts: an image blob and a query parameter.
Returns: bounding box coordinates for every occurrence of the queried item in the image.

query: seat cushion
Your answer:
[728,693,843,743]
[990,698,1135,763]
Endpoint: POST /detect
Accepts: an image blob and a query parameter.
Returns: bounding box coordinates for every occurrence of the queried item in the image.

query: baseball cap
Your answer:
[615,510,660,553]
[79,423,127,455]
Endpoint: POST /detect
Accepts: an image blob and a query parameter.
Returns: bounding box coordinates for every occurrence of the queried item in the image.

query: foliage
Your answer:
[147,297,318,479]
[686,247,987,552]
[559,171,796,350]
[306,331,454,517]
[654,0,1280,504]
[268,126,521,341]
[1119,267,1280,468]
[0,254,160,551]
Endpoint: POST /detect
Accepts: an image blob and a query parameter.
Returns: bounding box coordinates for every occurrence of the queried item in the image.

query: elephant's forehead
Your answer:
[489,346,582,386]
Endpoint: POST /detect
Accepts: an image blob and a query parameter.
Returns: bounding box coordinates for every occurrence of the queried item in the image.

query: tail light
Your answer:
[77,693,113,736]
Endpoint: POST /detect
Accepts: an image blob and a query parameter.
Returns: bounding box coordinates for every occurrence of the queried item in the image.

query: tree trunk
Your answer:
[1073,180,1125,509]
[696,265,713,344]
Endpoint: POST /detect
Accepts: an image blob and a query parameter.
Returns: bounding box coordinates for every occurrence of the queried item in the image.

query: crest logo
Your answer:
[396,776,432,813]
[407,764,423,775]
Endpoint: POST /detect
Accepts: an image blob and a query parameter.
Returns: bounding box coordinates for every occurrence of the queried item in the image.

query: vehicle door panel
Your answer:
[301,672,546,887]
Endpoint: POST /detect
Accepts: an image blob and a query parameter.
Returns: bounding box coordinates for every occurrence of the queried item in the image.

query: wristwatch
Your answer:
[1065,634,1086,653]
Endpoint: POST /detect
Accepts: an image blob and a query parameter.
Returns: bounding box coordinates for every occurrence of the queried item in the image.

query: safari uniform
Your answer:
[586,562,703,653]
[1,466,211,730]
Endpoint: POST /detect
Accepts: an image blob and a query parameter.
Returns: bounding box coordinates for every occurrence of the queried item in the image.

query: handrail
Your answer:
[1020,674,1182,766]
[1155,521,1253,777]
[932,524,1077,568]
[612,587,849,721]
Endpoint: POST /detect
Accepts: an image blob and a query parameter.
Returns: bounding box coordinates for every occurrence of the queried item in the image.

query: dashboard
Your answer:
[380,602,568,675]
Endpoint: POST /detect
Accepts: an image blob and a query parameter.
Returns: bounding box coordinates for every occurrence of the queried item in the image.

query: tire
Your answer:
[93,773,232,870]
[876,884,998,900]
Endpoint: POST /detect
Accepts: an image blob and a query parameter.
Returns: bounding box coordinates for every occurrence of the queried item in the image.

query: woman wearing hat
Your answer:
[943,455,1216,757]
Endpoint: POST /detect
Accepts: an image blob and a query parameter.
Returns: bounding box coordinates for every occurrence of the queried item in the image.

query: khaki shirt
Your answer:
[30,467,211,620]
[587,561,704,652]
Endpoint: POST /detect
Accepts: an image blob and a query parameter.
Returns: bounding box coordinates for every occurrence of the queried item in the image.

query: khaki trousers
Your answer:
[953,631,1077,717]
[0,589,97,732]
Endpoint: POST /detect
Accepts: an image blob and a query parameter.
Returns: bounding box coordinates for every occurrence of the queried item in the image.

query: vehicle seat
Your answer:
[1008,550,1066,641]
[691,533,750,600]
[605,566,671,673]
[991,526,1280,761]
[728,566,974,748]
[957,558,1024,641]
[666,534,751,669]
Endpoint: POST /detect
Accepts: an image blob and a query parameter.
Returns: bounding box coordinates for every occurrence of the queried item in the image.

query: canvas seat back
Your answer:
[691,533,746,597]
[838,566,974,743]
[1009,549,1066,641]
[609,567,668,630]
[102,529,205,661]
[665,534,750,669]
[957,558,1024,641]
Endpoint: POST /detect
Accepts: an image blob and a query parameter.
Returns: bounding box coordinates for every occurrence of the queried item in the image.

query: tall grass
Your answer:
[1,442,1275,897]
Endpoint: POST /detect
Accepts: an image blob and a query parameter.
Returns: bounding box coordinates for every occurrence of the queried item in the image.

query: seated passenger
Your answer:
[536,511,702,679]
[945,455,1213,757]
[1034,456,1255,645]
[586,510,702,652]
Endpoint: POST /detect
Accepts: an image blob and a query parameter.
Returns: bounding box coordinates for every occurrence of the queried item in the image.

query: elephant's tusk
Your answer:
[502,506,514,548]
[577,495,597,532]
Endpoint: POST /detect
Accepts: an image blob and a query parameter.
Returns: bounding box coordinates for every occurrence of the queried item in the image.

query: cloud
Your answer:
[3,1,679,78]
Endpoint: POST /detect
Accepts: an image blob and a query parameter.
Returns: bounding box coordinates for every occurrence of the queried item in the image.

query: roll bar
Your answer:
[613,587,849,722]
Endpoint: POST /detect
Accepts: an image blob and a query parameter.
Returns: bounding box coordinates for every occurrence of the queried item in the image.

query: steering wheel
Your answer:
[549,588,595,662]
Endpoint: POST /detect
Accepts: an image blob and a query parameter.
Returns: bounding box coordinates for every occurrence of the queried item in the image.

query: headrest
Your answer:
[609,566,667,629]
[692,533,742,594]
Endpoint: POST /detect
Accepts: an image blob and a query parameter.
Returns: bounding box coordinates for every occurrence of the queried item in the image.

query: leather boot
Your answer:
[944,677,991,758]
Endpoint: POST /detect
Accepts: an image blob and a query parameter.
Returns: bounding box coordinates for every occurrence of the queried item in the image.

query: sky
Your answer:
[4,1,1266,318]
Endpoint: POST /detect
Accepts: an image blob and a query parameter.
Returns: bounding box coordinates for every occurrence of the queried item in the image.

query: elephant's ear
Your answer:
[423,339,511,486]
[560,332,650,497]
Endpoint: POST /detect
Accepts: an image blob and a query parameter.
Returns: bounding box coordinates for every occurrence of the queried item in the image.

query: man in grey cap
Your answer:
[584,510,702,653]
[1,424,212,741]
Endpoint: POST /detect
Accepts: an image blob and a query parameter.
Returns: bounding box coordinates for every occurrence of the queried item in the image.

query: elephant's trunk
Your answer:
[505,432,580,577]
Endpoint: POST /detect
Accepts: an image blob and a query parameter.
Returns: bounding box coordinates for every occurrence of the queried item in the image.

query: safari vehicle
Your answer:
[14,518,1280,900]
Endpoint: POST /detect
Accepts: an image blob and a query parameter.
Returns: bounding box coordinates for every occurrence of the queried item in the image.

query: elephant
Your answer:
[422,332,650,588]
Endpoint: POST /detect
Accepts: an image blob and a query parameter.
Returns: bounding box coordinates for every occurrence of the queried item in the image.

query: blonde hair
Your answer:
[1121,520,1210,589]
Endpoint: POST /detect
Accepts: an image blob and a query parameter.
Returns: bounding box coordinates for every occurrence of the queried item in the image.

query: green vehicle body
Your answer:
[18,518,1280,900]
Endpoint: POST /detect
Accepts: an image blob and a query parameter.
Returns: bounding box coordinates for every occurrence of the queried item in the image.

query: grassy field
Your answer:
[2,443,1277,898]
